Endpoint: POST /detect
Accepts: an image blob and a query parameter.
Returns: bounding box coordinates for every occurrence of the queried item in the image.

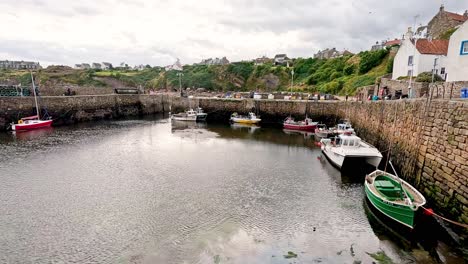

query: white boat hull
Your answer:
[171,115,197,121]
[321,140,382,169]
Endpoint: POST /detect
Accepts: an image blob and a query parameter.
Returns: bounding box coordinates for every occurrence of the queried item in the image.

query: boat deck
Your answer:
[366,175,425,206]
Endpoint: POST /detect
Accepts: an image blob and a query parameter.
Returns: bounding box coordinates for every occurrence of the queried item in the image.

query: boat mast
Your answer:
[289,68,294,118]
[31,72,40,119]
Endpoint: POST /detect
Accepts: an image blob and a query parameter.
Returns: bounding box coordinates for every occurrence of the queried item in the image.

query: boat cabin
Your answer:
[186,109,197,115]
[317,124,327,130]
[335,134,361,147]
[337,123,352,131]
[248,112,257,119]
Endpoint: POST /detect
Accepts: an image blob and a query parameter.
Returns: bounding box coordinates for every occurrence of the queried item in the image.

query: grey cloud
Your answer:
[0,39,175,66]
[2,0,467,65]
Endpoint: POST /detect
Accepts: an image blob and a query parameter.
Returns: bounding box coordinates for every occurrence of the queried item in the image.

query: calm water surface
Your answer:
[0,116,463,263]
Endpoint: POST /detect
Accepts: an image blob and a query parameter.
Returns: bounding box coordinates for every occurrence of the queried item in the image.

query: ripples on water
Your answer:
[0,117,462,263]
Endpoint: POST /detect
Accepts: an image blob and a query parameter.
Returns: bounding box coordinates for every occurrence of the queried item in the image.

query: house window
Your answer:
[407,70,413,76]
[408,56,413,66]
[440,67,445,74]
[461,41,468,55]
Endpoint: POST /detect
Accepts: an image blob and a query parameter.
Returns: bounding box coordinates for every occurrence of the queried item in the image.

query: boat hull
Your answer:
[172,117,196,121]
[12,120,53,131]
[365,181,417,228]
[321,147,382,169]
[230,118,261,124]
[321,148,345,168]
[196,113,208,121]
[283,123,317,131]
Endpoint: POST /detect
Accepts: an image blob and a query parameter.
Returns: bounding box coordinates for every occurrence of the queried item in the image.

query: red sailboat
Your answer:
[11,73,53,131]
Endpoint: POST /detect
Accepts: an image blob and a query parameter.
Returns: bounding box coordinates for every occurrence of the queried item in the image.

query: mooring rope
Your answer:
[421,206,468,229]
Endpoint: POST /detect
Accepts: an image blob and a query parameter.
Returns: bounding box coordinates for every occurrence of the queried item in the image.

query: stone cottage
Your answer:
[427,5,468,39]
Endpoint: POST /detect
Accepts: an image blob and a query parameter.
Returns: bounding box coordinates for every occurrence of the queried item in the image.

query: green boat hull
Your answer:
[365,183,417,228]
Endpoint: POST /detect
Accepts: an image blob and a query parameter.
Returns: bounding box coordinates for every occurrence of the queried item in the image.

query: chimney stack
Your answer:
[440,4,444,12]
[464,10,468,18]
[405,27,414,39]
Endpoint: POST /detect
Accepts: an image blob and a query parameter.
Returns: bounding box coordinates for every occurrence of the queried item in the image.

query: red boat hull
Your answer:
[283,123,317,131]
[13,120,53,131]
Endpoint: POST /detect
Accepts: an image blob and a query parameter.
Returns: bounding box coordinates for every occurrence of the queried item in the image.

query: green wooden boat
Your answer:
[365,170,426,229]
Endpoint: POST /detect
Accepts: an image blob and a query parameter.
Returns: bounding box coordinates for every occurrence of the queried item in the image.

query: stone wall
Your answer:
[431,81,468,99]
[0,94,170,129]
[380,77,429,98]
[39,84,115,96]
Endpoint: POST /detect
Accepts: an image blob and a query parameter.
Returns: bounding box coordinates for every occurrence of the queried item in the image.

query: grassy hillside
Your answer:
[0,49,394,95]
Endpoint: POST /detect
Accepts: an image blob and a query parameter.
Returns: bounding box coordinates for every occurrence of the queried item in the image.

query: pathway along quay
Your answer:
[1,94,467,242]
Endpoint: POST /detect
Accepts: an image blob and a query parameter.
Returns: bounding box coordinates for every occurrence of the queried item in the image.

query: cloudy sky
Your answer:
[1,0,466,66]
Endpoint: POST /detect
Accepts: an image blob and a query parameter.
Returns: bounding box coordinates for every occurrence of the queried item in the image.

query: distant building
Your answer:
[427,5,468,39]
[253,56,271,65]
[314,48,353,59]
[392,28,448,80]
[0,60,41,70]
[91,63,102,69]
[314,48,337,59]
[81,63,91,69]
[102,62,113,70]
[371,39,402,51]
[445,20,468,81]
[134,64,145,71]
[273,54,291,66]
[371,42,385,51]
[165,58,183,71]
[384,39,402,47]
[198,57,230,65]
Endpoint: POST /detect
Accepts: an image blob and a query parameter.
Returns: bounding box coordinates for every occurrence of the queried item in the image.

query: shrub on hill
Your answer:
[358,49,389,74]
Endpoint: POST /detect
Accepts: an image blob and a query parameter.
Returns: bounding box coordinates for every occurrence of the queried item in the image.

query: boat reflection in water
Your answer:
[171,120,207,131]
[230,122,260,134]
[12,127,54,141]
[282,128,314,139]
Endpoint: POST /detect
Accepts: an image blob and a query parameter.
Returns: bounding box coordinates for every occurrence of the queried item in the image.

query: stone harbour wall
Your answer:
[0,94,171,129]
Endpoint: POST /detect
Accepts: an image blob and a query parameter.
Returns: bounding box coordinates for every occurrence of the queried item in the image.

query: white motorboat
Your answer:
[171,109,197,121]
[314,123,334,138]
[230,112,261,124]
[334,119,355,135]
[320,132,382,169]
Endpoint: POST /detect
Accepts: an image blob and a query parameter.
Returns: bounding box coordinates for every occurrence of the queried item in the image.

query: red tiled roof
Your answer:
[412,39,449,55]
[384,39,401,46]
[445,11,468,22]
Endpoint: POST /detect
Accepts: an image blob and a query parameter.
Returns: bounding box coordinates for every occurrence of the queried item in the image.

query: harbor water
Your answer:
[0,116,464,263]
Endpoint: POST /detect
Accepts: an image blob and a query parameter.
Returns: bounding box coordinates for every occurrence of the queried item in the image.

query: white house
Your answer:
[392,29,448,80]
[445,21,468,81]
[273,54,291,66]
[165,58,183,71]
[91,63,102,69]
[102,62,113,70]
